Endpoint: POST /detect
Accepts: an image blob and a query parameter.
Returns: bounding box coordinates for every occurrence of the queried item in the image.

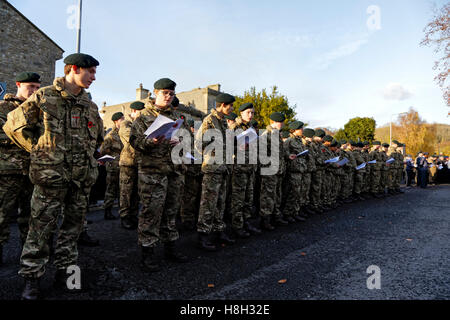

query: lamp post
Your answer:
[76,0,82,53]
[390,112,408,146]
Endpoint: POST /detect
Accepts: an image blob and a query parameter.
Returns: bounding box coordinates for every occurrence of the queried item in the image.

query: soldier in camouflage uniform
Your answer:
[353,142,366,201]
[4,54,103,300]
[321,135,336,210]
[282,121,308,222]
[0,72,40,266]
[369,141,383,198]
[309,129,328,213]
[99,112,124,220]
[361,142,371,197]
[395,143,405,193]
[118,101,144,230]
[259,112,289,229]
[129,78,188,272]
[343,142,357,202]
[229,103,261,238]
[331,140,345,206]
[301,128,318,216]
[195,93,236,251]
[180,119,202,230]
[379,143,390,197]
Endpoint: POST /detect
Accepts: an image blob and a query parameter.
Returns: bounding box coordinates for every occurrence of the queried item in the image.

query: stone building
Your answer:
[0,0,64,95]
[101,84,221,129]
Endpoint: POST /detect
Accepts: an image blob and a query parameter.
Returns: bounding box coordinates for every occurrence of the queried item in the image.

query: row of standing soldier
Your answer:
[0,53,406,300]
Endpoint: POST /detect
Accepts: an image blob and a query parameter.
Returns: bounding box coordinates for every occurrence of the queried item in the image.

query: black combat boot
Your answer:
[0,245,3,267]
[396,188,404,194]
[53,269,67,290]
[244,221,262,235]
[21,278,40,300]
[273,216,289,226]
[283,215,296,224]
[233,228,251,239]
[215,231,235,245]
[104,208,118,220]
[260,216,275,231]
[164,241,188,263]
[141,246,161,272]
[121,217,136,230]
[294,215,306,222]
[304,206,316,216]
[77,230,100,247]
[182,220,196,231]
[197,232,217,252]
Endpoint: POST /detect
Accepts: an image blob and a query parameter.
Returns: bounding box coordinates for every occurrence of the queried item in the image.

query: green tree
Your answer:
[333,129,347,142]
[339,117,376,143]
[233,86,297,128]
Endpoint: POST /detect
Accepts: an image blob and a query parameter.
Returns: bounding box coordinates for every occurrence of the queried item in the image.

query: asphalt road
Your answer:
[1,185,449,300]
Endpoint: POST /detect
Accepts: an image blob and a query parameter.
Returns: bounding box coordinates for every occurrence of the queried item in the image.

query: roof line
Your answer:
[4,0,64,53]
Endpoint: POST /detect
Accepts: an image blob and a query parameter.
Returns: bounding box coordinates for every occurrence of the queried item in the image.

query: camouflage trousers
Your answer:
[380,170,388,193]
[301,172,312,208]
[119,166,139,220]
[310,170,323,209]
[197,173,228,234]
[321,171,333,206]
[396,169,403,188]
[231,171,255,230]
[259,174,283,218]
[363,171,371,193]
[370,170,381,194]
[0,174,33,246]
[354,171,364,195]
[180,173,202,223]
[330,173,340,203]
[104,168,120,210]
[387,169,395,190]
[282,172,303,217]
[19,183,90,279]
[342,170,354,199]
[138,170,183,248]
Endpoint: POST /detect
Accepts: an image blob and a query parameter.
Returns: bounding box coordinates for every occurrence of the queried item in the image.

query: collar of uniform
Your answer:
[146,99,174,116]
[3,94,22,104]
[54,77,91,107]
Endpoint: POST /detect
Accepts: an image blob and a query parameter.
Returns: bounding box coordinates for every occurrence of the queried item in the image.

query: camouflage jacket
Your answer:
[301,139,317,173]
[353,150,366,173]
[194,108,229,174]
[100,126,123,171]
[185,128,202,176]
[323,145,338,173]
[260,125,288,176]
[361,150,371,174]
[230,117,257,173]
[8,77,103,188]
[312,141,328,171]
[0,94,30,175]
[379,150,389,171]
[284,135,307,173]
[333,150,345,176]
[130,101,185,174]
[369,147,382,171]
[343,149,357,172]
[119,115,137,167]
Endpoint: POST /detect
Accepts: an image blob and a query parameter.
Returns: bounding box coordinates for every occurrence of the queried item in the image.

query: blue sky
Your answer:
[9,0,449,129]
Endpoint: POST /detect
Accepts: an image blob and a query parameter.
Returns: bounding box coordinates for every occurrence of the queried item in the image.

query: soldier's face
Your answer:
[241,108,255,123]
[222,103,234,115]
[131,110,141,120]
[114,118,124,128]
[16,82,40,100]
[75,67,96,89]
[271,121,283,130]
[154,89,175,108]
[226,119,235,128]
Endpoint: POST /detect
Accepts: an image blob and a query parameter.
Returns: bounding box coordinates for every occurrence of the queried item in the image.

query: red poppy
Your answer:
[88,121,94,128]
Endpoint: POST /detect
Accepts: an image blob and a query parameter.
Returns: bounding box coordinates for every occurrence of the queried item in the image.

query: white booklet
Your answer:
[386,158,395,164]
[337,158,349,166]
[368,160,377,164]
[356,162,367,170]
[296,150,309,157]
[236,128,259,146]
[324,157,340,164]
[145,114,184,140]
[98,155,116,162]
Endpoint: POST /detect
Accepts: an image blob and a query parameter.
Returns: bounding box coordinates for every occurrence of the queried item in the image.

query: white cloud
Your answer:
[383,83,413,101]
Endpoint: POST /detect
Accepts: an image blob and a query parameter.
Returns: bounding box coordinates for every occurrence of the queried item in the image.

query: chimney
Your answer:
[207,84,221,92]
[136,83,149,100]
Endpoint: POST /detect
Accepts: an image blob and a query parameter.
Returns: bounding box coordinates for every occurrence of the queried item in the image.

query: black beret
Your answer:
[424,152,429,155]
[303,128,315,138]
[373,141,381,145]
[216,93,235,105]
[64,53,99,68]
[239,103,254,112]
[392,140,400,145]
[154,78,176,90]
[111,112,124,122]
[356,142,364,148]
[289,121,304,130]
[314,129,326,138]
[382,143,390,148]
[15,72,41,83]
[349,140,357,147]
[397,143,404,147]
[323,135,333,142]
[281,131,290,139]
[270,112,286,122]
[249,119,258,128]
[363,141,370,146]
[224,112,238,121]
[330,140,339,147]
[172,96,180,107]
[130,101,145,110]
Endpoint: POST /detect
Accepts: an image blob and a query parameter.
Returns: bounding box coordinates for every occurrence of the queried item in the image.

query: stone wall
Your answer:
[0,0,64,95]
